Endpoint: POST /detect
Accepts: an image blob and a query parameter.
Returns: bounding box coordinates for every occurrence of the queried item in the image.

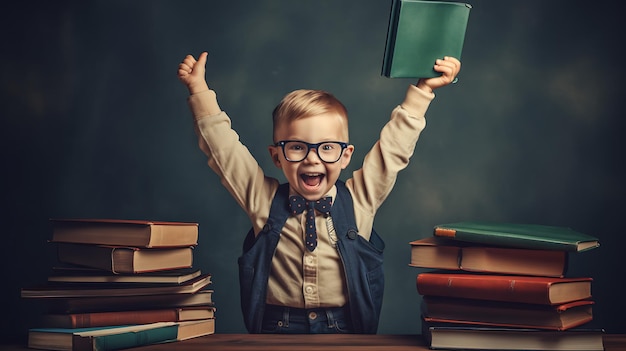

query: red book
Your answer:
[40,306,215,328]
[416,273,592,305]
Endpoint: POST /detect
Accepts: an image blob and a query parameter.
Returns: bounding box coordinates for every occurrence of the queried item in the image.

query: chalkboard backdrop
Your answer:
[2,0,624,342]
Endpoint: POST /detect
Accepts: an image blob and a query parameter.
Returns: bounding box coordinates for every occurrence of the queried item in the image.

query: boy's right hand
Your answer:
[415,56,461,94]
[178,52,209,95]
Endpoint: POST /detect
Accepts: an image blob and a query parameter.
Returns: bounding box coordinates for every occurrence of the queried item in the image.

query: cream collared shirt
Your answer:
[189,85,434,308]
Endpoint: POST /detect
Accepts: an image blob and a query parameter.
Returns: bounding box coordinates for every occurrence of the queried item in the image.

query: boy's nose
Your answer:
[304,147,321,163]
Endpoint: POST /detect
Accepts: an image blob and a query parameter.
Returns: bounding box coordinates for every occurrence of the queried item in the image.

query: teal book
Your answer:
[29,325,124,351]
[28,323,178,351]
[433,222,600,252]
[381,0,472,78]
[422,318,605,351]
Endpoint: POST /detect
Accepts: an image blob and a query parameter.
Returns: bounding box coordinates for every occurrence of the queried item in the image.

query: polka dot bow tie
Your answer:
[288,195,332,251]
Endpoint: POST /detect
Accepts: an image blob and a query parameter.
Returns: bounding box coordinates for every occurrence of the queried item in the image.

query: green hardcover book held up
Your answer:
[433,222,600,252]
[382,0,472,78]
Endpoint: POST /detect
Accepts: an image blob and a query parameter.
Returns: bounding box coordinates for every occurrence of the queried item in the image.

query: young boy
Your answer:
[178,52,460,334]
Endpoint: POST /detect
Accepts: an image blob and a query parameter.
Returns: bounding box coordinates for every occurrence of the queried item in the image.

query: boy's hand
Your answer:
[416,56,461,94]
[178,52,210,95]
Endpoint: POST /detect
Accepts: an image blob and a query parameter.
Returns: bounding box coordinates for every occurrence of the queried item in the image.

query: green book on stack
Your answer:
[433,221,600,252]
[28,323,178,351]
[382,0,472,78]
[28,320,215,351]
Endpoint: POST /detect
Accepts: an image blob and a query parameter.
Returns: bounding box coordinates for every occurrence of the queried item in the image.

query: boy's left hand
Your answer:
[416,56,461,93]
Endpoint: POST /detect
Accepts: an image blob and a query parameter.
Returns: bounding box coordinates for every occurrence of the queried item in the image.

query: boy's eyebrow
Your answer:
[276,139,347,143]
[279,138,349,144]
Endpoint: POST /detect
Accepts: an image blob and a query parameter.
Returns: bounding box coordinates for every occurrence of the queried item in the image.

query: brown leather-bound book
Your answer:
[416,273,592,305]
[421,296,593,331]
[50,218,198,248]
[46,289,214,314]
[56,243,194,274]
[21,273,212,299]
[48,267,202,284]
[409,237,568,277]
[40,306,215,328]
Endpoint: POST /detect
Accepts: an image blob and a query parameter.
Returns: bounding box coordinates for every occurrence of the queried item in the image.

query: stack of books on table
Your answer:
[409,221,604,351]
[21,218,216,351]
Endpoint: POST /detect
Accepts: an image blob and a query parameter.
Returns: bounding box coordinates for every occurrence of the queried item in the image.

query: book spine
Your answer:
[57,244,115,272]
[66,310,179,328]
[421,314,592,331]
[416,274,554,305]
[72,324,178,351]
[381,0,402,76]
[47,290,214,314]
[460,247,567,278]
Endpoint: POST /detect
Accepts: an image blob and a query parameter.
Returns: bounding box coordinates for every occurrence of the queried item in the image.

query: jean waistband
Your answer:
[264,304,349,321]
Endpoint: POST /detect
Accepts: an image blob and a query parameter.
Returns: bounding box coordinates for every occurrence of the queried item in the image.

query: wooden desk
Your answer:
[146,334,626,351]
[4,334,625,350]
[142,334,626,350]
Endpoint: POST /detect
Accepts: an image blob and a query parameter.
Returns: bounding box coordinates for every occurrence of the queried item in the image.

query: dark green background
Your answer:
[2,0,625,342]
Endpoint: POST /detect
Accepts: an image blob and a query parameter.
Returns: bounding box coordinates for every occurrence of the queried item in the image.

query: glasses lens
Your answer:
[317,142,343,162]
[283,141,308,161]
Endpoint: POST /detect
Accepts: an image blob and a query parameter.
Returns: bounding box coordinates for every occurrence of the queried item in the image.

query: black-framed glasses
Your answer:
[274,140,348,163]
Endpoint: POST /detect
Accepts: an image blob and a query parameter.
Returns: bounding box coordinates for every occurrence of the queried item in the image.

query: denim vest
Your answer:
[238,180,385,333]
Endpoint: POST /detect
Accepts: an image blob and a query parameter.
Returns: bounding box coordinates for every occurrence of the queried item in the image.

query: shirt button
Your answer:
[308,312,318,320]
[305,286,314,294]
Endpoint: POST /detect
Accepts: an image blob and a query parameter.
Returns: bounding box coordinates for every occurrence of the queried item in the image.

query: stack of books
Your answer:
[21,218,215,351]
[409,221,604,351]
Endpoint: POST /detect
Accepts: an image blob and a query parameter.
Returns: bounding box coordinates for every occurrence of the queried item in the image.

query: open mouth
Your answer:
[300,173,325,188]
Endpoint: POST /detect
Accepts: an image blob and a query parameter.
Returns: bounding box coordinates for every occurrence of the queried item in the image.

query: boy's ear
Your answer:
[268,145,282,168]
[340,144,355,170]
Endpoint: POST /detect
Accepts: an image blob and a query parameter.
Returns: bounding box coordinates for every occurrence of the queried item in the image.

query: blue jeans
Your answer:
[261,304,353,334]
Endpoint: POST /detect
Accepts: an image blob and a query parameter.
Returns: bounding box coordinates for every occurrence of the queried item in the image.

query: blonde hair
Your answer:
[272,89,348,141]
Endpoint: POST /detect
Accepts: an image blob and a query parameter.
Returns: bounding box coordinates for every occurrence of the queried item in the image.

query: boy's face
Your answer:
[269,112,354,201]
